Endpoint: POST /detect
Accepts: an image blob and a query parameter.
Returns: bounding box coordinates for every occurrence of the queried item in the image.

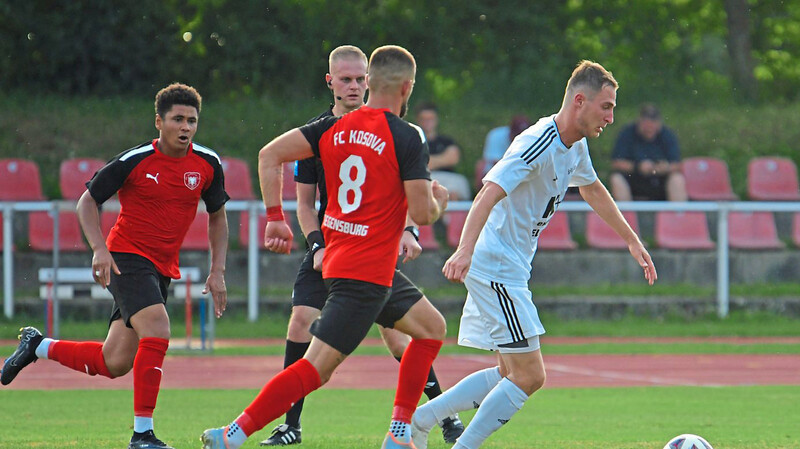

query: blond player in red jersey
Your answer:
[201,45,447,449]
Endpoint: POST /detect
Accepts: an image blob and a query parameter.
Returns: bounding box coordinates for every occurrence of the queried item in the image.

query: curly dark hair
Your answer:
[154,83,202,118]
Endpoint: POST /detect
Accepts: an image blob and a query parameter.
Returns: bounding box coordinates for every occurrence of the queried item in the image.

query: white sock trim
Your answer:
[133,416,153,433]
[226,421,248,448]
[35,338,55,360]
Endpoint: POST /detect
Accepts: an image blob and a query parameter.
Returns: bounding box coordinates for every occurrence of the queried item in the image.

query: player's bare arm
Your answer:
[443,181,506,283]
[404,179,448,226]
[258,129,315,254]
[76,189,120,288]
[205,206,229,317]
[579,179,657,285]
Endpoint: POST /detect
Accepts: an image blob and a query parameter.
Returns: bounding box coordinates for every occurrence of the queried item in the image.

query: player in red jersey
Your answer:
[201,45,448,449]
[1,83,230,449]
[261,44,462,447]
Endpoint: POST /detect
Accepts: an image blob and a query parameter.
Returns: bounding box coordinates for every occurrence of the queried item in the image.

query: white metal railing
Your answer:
[2,199,800,323]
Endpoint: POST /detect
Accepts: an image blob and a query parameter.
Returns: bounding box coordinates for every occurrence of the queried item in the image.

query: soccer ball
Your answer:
[663,434,714,449]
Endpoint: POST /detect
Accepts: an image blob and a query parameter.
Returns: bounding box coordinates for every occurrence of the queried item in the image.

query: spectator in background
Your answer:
[609,103,687,201]
[415,102,472,200]
[480,115,532,178]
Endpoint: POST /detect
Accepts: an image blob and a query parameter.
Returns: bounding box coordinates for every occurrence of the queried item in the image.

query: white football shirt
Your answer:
[468,114,598,286]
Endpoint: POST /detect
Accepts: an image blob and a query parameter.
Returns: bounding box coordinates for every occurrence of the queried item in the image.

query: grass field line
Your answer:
[544,361,723,387]
[453,354,723,387]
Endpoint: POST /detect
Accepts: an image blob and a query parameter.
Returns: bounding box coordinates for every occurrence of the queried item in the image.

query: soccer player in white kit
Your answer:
[411,60,658,449]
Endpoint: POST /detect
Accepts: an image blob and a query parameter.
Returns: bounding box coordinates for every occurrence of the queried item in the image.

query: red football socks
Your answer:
[236,358,321,436]
[48,340,113,378]
[132,337,169,418]
[392,338,443,423]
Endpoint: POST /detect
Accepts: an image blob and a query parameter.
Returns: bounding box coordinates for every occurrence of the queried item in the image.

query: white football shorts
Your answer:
[458,273,545,353]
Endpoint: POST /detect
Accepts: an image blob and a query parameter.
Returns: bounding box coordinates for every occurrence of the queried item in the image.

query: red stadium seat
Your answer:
[446,211,468,248]
[282,161,298,200]
[418,225,440,250]
[681,157,738,201]
[747,157,800,201]
[59,158,105,200]
[0,159,87,251]
[28,211,87,251]
[239,211,299,250]
[181,211,210,250]
[220,157,255,200]
[793,212,800,248]
[654,211,714,250]
[538,211,577,250]
[585,210,639,249]
[0,159,45,201]
[728,211,784,249]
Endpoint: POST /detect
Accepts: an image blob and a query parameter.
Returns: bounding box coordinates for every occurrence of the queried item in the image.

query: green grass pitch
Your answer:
[1,386,798,448]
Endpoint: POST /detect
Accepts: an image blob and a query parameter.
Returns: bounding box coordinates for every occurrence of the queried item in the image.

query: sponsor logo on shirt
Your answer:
[323,214,369,237]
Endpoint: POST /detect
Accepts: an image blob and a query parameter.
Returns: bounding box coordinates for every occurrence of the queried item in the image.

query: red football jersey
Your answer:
[300,107,430,286]
[87,140,228,278]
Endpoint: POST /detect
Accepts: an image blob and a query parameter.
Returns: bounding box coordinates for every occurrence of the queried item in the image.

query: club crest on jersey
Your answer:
[184,172,201,190]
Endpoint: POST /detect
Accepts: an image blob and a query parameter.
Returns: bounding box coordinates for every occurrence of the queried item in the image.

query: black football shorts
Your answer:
[107,252,171,328]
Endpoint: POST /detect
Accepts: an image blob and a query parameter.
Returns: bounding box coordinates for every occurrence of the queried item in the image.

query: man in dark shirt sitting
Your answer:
[415,102,471,200]
[609,103,687,201]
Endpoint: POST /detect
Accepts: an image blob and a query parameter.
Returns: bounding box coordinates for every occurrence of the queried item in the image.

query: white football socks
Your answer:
[414,366,502,431]
[133,416,153,433]
[35,338,55,359]
[453,377,529,449]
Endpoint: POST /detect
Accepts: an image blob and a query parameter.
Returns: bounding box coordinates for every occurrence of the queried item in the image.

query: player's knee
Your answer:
[415,314,446,341]
[430,316,446,341]
[287,314,315,341]
[529,369,546,393]
[381,335,407,358]
[104,353,134,377]
[510,367,545,395]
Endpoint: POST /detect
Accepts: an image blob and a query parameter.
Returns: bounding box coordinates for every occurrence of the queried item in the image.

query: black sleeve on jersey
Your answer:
[296,108,334,183]
[85,142,153,205]
[386,114,432,181]
[295,157,318,184]
[197,153,231,213]
[298,115,339,158]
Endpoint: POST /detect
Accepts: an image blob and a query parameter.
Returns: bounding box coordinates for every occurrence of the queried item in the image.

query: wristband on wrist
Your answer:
[404,225,420,242]
[266,206,285,222]
[306,230,325,254]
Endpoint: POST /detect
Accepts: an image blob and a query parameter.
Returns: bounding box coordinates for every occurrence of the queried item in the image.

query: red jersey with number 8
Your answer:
[300,107,430,286]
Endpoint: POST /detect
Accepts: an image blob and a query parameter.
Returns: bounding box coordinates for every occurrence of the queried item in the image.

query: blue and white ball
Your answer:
[663,434,714,449]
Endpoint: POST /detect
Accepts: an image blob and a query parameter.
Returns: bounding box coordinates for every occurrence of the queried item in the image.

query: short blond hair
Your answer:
[367,45,416,93]
[565,60,618,100]
[329,45,368,72]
